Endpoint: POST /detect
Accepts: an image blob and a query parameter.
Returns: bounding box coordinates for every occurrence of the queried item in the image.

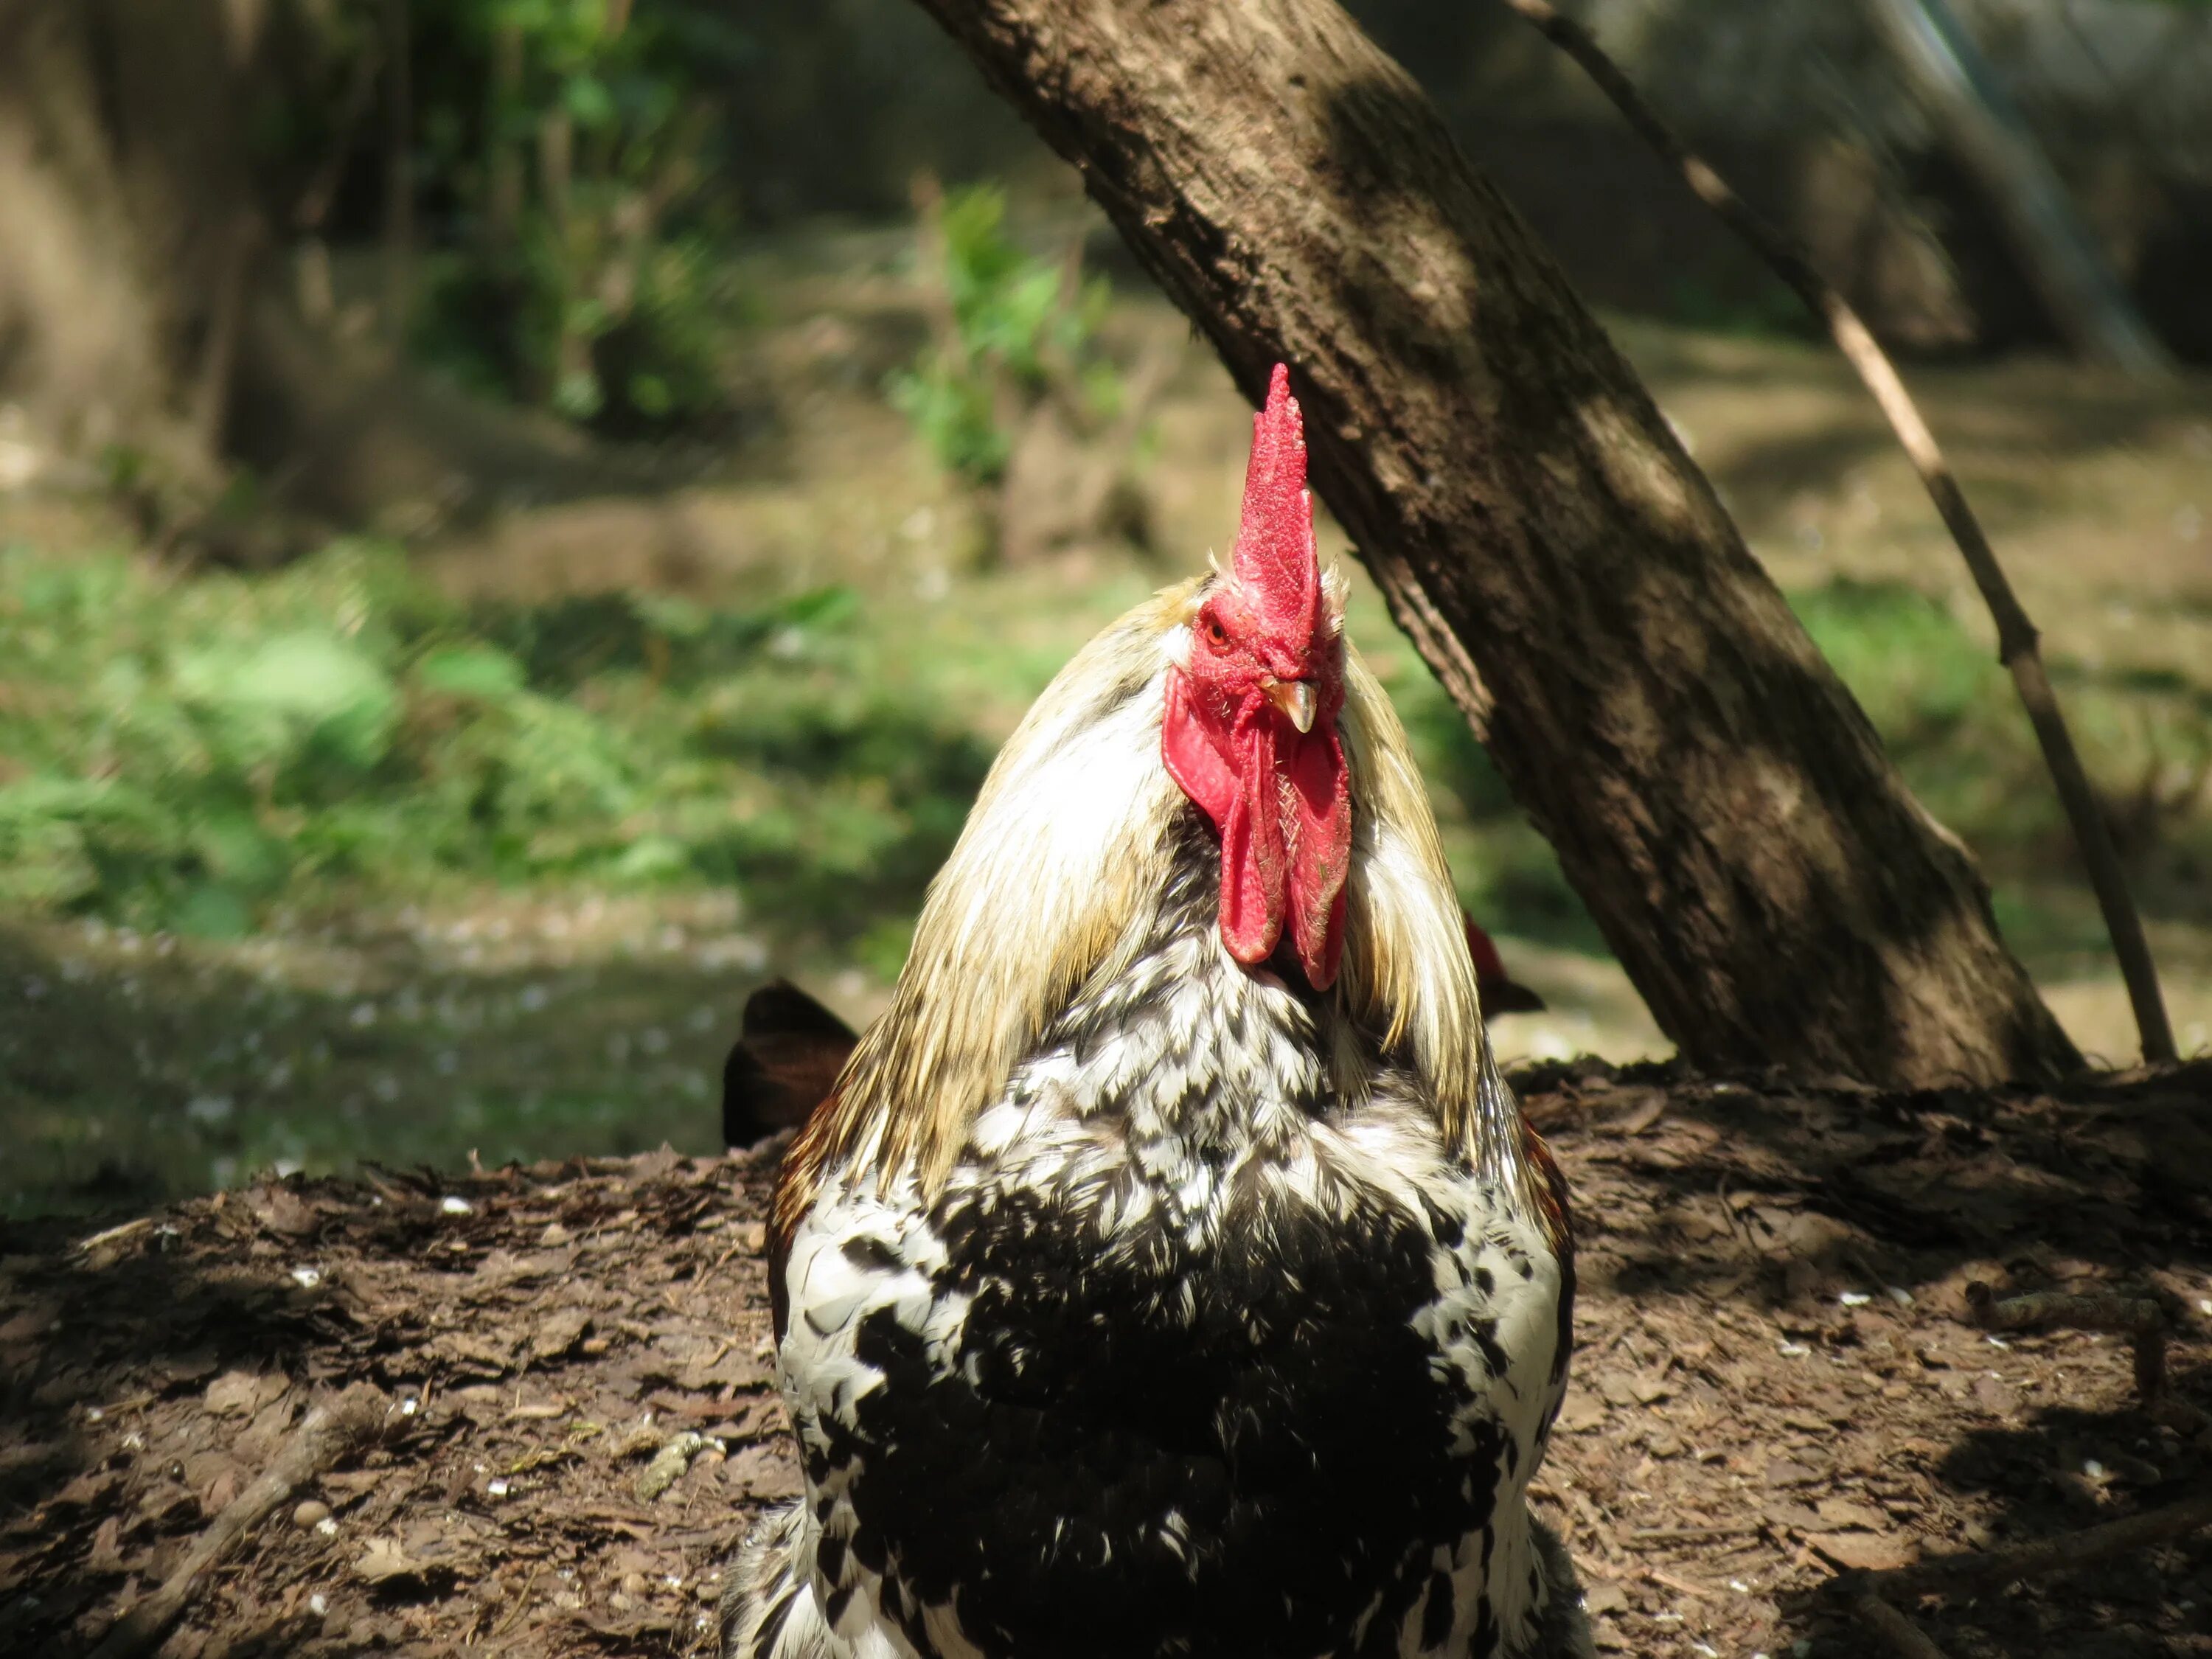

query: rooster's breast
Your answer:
[773,1111,1566,1659]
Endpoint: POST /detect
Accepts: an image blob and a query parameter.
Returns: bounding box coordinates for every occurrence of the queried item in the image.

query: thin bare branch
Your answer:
[1851,1591,1955,1659]
[1964,1279,2167,1398]
[1877,1492,2212,1600]
[1496,0,2177,1066]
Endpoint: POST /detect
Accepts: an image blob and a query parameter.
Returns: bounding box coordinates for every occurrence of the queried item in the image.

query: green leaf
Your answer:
[192,808,288,893]
[173,630,398,774]
[173,883,254,940]
[0,774,112,824]
[628,372,673,420]
[417,644,528,700]
[553,369,605,421]
[776,587,860,630]
[611,833,687,881]
[563,72,617,130]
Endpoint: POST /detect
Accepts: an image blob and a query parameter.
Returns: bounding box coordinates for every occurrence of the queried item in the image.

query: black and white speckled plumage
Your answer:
[720,819,1582,1659]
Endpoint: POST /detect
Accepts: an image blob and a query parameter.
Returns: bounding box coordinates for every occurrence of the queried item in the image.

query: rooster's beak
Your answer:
[1265,678,1317,734]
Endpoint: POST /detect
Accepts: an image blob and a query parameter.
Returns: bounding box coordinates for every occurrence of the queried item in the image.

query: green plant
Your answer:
[888,184,1117,487]
[406,0,750,430]
[0,540,998,942]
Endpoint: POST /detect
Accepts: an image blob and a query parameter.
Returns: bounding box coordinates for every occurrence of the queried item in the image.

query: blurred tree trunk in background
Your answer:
[905,0,2084,1088]
[1862,0,2171,379]
[0,0,267,507]
[0,0,658,550]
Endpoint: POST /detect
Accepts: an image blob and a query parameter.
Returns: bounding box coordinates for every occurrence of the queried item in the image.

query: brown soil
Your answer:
[4,1065,2209,1658]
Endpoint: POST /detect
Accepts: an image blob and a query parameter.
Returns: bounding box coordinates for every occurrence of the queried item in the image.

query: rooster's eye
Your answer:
[1201,615,1229,650]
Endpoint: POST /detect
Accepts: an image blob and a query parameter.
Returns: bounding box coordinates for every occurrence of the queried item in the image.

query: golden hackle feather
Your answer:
[1334,647,1548,1219]
[796,583,1201,1197]
[780,567,1543,1226]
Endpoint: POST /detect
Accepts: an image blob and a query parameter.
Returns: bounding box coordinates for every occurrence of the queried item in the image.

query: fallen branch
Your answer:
[1627,1522,1764,1544]
[1642,1565,1719,1601]
[1877,1491,2212,1602]
[1497,0,2177,1068]
[86,1383,389,1659]
[1851,1590,1955,1659]
[1964,1279,2167,1399]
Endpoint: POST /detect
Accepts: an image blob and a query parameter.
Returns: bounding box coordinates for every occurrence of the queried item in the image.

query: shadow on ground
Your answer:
[2,1062,2208,1655]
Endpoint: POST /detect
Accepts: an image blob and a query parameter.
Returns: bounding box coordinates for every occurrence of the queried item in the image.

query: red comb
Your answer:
[1231,364,1318,642]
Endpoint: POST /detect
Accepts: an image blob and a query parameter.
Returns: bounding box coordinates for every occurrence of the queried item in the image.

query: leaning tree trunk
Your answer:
[906,0,2081,1087]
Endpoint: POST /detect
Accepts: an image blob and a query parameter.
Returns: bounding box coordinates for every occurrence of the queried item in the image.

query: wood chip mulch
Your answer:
[3,1060,2209,1658]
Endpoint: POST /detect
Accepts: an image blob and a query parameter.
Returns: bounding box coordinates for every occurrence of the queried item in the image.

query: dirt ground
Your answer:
[4,1061,2208,1659]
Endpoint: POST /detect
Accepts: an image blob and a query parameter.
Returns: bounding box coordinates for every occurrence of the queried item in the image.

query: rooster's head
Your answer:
[1163,364,1350,988]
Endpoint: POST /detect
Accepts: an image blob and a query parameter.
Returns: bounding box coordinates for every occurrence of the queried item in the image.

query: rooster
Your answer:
[723,917,1544,1147]
[719,366,1585,1659]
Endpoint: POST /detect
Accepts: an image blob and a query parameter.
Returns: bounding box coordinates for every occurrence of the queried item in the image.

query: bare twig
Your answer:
[1628,1523,1764,1544]
[1497,0,2177,1066]
[1851,1590,1955,1659]
[72,1216,156,1257]
[1876,1491,2212,1601]
[1964,1279,2167,1398]
[492,1563,543,1641]
[87,1383,388,1659]
[1641,1565,1718,1601]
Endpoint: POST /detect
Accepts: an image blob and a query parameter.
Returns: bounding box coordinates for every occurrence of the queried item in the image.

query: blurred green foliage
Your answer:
[0,540,987,956]
[1792,577,2212,954]
[888,185,1118,486]
[1788,577,2037,844]
[7,538,2197,967]
[393,1,751,428]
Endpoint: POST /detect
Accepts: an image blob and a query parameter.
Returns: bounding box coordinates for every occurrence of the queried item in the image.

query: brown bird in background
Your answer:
[720,978,859,1149]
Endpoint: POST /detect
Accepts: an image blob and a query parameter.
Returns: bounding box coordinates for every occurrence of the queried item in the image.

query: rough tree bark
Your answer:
[905,0,2081,1086]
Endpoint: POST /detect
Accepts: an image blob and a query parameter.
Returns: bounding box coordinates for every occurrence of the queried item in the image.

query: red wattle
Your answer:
[1161,672,1238,825]
[1285,725,1350,987]
[1162,667,1350,987]
[1217,711,1285,964]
